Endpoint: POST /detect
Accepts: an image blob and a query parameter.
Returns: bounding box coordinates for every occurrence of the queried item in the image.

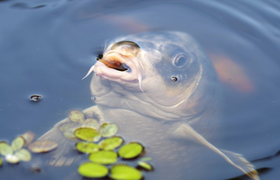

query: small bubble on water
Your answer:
[91,96,96,102]
[30,94,42,102]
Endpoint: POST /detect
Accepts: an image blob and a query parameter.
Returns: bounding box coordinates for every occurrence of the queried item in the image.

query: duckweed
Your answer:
[99,123,118,137]
[69,110,85,123]
[11,137,24,151]
[98,136,123,150]
[0,138,32,164]
[28,140,58,153]
[78,162,108,178]
[89,151,118,164]
[75,142,99,154]
[74,127,101,142]
[137,161,153,171]
[0,110,154,179]
[118,142,143,159]
[110,164,142,180]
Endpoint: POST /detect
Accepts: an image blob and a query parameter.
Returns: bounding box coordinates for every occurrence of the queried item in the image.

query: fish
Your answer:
[38,31,259,180]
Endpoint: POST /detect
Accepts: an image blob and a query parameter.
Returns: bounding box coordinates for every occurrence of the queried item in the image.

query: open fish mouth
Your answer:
[82,40,144,91]
[93,52,140,81]
[98,53,131,72]
[82,51,144,91]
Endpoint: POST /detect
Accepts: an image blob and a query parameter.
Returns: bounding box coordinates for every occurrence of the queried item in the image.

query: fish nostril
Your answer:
[97,54,103,60]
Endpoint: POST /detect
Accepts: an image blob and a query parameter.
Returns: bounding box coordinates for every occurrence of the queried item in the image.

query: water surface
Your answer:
[0,0,280,179]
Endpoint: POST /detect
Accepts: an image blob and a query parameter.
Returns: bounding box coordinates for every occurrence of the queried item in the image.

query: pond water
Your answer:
[0,0,280,180]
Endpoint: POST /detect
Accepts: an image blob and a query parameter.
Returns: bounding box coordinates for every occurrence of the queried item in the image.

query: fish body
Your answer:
[39,32,258,180]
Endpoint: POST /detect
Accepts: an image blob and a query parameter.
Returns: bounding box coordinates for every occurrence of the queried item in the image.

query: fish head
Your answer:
[89,32,218,121]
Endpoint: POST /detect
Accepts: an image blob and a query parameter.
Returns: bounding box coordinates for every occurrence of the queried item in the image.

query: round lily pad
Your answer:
[110,164,142,180]
[20,132,35,146]
[0,143,13,156]
[137,161,153,171]
[28,141,58,153]
[59,122,80,132]
[68,110,85,123]
[11,137,24,151]
[98,136,123,150]
[89,151,118,164]
[99,123,118,137]
[82,119,99,130]
[5,154,19,164]
[15,149,31,162]
[118,142,143,159]
[78,162,108,178]
[63,131,79,141]
[74,127,101,142]
[76,142,99,154]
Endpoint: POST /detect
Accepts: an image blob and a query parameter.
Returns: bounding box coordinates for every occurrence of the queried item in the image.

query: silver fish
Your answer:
[39,32,258,180]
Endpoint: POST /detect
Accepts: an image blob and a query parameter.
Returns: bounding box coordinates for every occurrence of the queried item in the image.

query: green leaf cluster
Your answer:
[71,110,154,179]
[0,137,31,164]
[59,110,118,141]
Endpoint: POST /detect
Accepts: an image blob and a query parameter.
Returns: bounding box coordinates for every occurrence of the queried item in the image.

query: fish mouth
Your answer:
[83,51,143,92]
[94,52,140,81]
[98,53,131,72]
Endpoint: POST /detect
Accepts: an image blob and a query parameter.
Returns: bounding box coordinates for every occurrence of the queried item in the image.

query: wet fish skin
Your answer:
[39,32,259,180]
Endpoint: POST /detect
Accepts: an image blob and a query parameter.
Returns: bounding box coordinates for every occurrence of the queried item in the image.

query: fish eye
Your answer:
[171,76,178,82]
[172,53,188,68]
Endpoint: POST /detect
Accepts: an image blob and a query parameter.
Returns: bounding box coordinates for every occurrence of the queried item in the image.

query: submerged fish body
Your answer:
[39,32,258,180]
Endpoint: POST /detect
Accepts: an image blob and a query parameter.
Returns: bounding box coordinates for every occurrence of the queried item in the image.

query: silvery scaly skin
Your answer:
[39,32,258,180]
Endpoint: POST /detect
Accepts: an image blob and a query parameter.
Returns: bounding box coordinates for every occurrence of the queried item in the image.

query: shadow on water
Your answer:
[0,0,280,180]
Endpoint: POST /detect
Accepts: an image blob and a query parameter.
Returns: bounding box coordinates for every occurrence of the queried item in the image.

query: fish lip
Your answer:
[93,52,141,82]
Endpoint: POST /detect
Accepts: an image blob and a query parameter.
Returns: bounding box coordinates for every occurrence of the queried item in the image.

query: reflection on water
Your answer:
[0,0,280,180]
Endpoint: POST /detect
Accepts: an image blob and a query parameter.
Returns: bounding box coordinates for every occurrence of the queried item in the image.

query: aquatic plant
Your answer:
[0,132,57,165]
[0,137,31,164]
[0,110,153,180]
[67,110,153,179]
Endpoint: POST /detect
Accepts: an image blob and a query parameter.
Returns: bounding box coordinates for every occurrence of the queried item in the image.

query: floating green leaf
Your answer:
[118,142,143,159]
[137,161,153,171]
[5,154,19,164]
[69,110,85,123]
[11,137,24,151]
[20,132,35,146]
[99,123,118,137]
[78,162,108,178]
[0,157,2,166]
[82,119,99,130]
[63,131,79,141]
[59,122,80,132]
[74,127,101,142]
[0,143,13,156]
[76,142,99,154]
[28,141,58,153]
[99,136,123,150]
[89,151,118,164]
[15,149,31,162]
[110,164,142,180]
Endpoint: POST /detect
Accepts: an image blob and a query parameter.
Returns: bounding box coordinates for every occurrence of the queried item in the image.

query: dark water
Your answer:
[0,0,280,179]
